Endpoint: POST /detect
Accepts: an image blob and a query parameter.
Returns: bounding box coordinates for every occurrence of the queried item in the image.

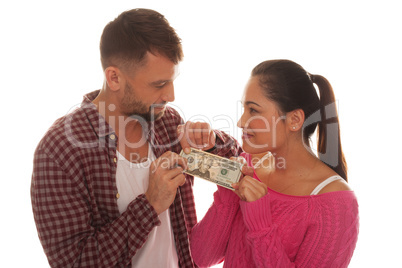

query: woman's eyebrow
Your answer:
[244,101,262,107]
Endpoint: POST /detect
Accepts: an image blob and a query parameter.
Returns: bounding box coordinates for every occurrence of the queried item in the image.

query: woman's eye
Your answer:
[249,108,257,114]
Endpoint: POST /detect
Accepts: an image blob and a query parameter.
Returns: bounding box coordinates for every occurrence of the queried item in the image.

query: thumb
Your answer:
[242,165,254,177]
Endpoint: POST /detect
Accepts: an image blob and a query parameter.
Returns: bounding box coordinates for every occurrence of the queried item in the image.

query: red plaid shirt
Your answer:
[31,90,241,268]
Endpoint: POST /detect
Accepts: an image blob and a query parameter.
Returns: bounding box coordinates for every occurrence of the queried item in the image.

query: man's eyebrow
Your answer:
[244,101,262,107]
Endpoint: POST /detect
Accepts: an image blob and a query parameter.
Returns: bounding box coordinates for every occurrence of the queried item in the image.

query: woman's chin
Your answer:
[241,142,269,155]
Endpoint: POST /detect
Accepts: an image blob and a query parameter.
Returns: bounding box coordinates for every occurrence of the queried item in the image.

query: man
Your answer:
[31,9,241,268]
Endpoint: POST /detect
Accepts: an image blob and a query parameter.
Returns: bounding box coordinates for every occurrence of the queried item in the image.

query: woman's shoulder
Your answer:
[310,160,351,195]
[314,177,351,195]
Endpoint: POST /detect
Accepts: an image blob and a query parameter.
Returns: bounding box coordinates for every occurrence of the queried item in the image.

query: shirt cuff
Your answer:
[240,193,272,231]
[128,193,161,227]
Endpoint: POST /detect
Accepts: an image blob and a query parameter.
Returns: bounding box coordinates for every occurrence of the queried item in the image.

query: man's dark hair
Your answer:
[100,8,183,71]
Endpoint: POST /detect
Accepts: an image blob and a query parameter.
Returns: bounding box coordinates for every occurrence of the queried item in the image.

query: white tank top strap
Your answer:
[310,175,344,195]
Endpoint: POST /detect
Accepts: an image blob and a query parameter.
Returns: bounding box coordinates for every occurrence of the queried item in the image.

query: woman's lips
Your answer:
[242,132,254,139]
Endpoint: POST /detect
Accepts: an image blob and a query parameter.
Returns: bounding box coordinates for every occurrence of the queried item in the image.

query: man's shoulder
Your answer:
[36,106,96,157]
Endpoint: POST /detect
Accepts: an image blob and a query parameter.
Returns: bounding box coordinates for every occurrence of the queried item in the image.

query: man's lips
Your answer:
[152,105,166,112]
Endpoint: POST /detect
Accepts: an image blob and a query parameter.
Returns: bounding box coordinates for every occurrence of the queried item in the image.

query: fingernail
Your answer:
[184,148,191,154]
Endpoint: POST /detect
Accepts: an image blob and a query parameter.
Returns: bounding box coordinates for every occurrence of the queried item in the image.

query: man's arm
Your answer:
[31,149,159,268]
[209,129,242,158]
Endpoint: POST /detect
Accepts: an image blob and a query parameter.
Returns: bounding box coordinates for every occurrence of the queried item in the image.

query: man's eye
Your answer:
[155,82,167,89]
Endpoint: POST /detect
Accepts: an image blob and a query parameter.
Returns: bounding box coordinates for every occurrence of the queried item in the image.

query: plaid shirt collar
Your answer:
[81,90,170,159]
[81,90,116,139]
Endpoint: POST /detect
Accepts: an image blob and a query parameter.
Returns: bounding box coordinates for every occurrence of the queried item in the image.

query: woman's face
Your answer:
[237,76,287,154]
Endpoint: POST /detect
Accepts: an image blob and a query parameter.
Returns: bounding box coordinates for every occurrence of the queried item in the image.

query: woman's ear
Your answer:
[287,109,305,131]
[104,66,122,92]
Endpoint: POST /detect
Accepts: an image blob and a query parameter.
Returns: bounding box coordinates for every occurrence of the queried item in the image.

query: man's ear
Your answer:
[287,109,305,131]
[104,66,122,92]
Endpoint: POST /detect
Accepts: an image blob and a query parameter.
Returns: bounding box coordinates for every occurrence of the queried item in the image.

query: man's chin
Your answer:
[151,111,164,121]
[145,111,164,122]
[127,109,164,122]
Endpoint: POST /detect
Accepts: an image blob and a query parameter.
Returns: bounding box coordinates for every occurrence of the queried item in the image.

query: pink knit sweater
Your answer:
[190,154,359,267]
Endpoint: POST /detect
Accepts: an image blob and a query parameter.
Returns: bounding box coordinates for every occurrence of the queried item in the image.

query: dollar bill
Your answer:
[180,148,243,190]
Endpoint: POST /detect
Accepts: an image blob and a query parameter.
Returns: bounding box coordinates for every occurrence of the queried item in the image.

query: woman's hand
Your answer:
[232,176,268,202]
[230,158,268,202]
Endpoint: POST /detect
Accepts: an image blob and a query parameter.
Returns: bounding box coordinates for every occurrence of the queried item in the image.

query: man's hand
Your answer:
[177,121,216,154]
[145,152,188,215]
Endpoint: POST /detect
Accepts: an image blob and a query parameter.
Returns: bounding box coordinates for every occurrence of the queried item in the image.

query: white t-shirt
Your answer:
[116,146,179,268]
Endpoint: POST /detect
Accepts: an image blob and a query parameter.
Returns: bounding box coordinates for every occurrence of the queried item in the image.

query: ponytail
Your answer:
[312,74,348,181]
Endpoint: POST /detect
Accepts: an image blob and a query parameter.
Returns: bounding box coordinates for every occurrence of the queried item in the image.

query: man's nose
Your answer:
[162,82,175,102]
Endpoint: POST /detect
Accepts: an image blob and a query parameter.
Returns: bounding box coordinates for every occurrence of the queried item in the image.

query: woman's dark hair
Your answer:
[251,60,347,181]
[100,8,183,71]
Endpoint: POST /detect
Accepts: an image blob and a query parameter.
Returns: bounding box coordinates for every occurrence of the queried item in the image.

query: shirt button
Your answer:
[114,157,117,163]
[110,134,116,140]
[116,193,120,199]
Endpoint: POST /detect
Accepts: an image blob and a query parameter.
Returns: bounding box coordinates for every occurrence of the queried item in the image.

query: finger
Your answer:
[165,153,188,170]
[231,182,239,189]
[162,165,185,182]
[241,176,265,190]
[184,122,198,149]
[238,181,259,201]
[173,155,188,170]
[241,165,254,177]
[193,122,203,147]
[239,177,267,201]
[178,124,191,154]
[208,129,216,148]
[155,152,188,170]
[171,173,186,188]
[229,157,252,177]
[201,123,211,147]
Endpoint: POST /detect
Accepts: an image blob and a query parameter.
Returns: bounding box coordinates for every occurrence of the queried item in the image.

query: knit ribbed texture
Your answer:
[190,184,359,268]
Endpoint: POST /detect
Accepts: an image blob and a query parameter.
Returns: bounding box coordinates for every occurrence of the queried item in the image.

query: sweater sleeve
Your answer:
[240,191,359,267]
[190,186,240,267]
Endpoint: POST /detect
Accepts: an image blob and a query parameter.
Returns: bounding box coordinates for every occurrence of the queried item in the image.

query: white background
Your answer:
[1,0,401,267]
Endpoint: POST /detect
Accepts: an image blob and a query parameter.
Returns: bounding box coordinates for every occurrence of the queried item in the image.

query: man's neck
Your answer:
[93,89,150,162]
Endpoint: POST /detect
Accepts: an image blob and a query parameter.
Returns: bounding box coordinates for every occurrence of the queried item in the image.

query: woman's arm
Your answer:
[190,187,240,267]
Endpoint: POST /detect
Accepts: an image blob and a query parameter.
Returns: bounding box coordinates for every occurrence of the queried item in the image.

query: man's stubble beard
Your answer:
[121,83,164,122]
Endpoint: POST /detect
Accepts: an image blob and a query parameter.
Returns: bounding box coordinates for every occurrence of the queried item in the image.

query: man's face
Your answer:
[119,52,179,121]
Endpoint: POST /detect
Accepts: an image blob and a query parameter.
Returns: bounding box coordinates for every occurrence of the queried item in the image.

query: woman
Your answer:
[190,60,359,267]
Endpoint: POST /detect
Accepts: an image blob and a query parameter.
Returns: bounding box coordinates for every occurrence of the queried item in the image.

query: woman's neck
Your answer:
[252,140,319,180]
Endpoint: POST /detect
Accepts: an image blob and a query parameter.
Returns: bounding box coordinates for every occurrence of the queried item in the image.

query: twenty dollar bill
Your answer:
[180,148,243,190]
